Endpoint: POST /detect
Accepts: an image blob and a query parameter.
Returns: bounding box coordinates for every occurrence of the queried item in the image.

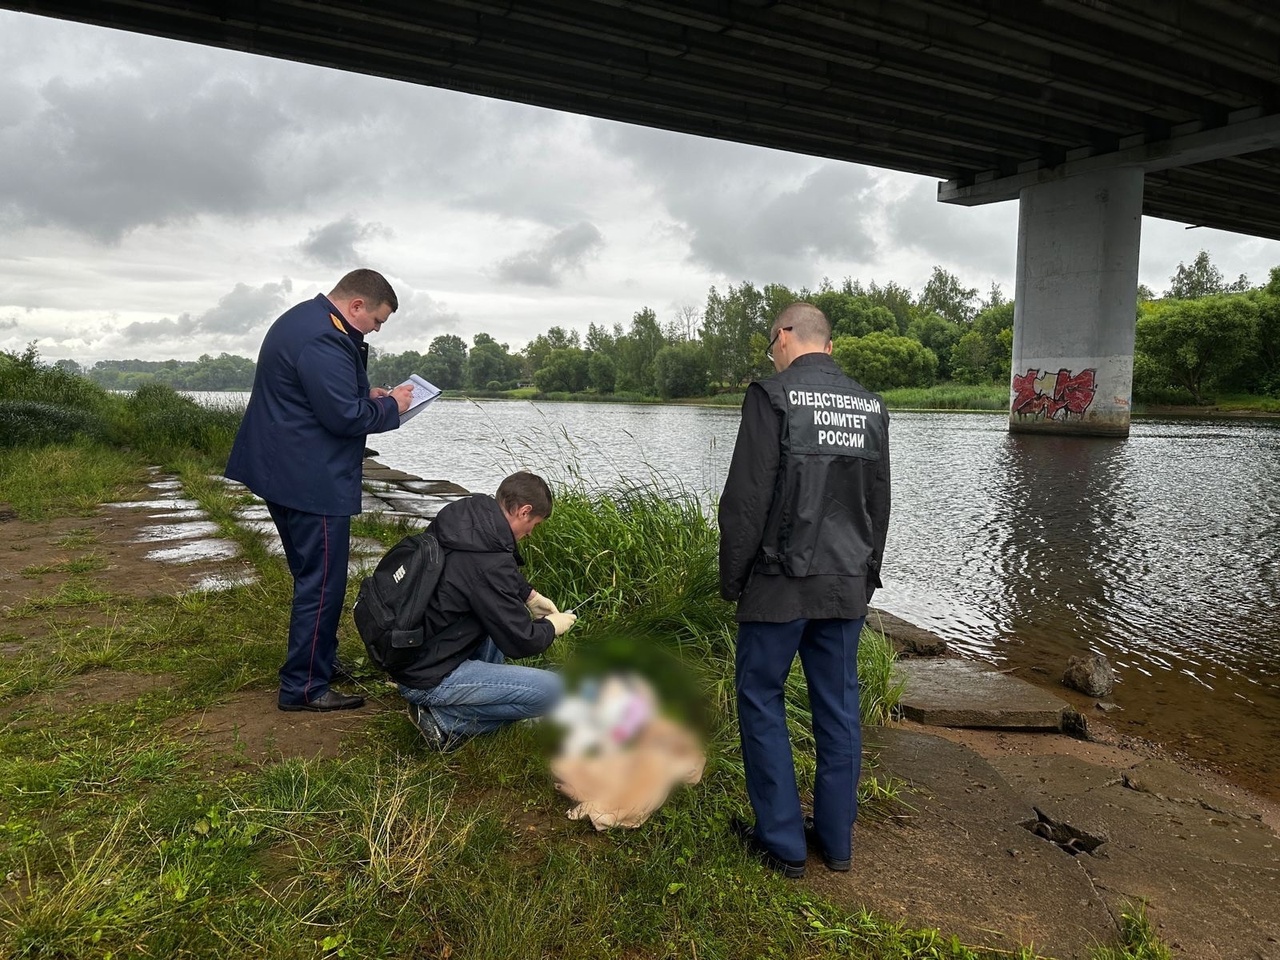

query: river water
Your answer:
[212,394,1280,795]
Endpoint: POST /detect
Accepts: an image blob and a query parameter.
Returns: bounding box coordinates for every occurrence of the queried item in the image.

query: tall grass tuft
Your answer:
[522,481,904,732]
[527,482,730,635]
[0,346,118,448]
[1091,904,1172,960]
[0,345,111,413]
[0,348,242,464]
[117,383,244,463]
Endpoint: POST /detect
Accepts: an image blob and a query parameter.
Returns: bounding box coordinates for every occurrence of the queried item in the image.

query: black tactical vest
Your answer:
[755,355,888,579]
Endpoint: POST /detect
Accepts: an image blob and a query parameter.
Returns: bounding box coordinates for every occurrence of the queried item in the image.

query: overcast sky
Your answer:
[3,10,1279,367]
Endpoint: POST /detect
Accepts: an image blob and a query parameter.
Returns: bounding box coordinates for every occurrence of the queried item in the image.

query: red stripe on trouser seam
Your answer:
[305,516,329,700]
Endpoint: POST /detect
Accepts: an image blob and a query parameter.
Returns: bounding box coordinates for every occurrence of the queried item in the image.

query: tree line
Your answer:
[71,251,1280,404]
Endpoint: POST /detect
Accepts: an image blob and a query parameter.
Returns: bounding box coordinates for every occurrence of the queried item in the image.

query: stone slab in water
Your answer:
[896,658,1071,730]
[867,608,948,657]
[397,479,470,495]
[372,497,440,519]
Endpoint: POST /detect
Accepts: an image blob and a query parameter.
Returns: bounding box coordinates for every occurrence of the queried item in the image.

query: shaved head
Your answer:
[773,302,831,346]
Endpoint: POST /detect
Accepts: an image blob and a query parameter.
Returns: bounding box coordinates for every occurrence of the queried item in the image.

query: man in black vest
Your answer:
[718,302,891,878]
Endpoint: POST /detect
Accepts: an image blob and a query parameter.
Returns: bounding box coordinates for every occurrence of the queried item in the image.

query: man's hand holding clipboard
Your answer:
[393,374,442,423]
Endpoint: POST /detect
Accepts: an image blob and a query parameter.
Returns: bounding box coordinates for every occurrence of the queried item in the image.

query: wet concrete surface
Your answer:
[841,725,1280,959]
[104,498,201,511]
[133,521,221,542]
[117,459,469,591]
[145,540,240,564]
[896,658,1076,730]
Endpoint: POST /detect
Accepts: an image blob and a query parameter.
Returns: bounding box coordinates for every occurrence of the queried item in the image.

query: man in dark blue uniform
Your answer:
[226,269,414,712]
[719,302,891,878]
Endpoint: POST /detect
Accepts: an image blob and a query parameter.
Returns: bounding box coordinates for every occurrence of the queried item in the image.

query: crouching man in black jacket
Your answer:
[394,471,577,751]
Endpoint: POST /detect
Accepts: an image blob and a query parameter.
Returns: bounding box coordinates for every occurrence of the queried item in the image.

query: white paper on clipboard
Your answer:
[397,374,441,423]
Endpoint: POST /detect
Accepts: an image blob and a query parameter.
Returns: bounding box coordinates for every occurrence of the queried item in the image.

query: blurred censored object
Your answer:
[552,713,706,830]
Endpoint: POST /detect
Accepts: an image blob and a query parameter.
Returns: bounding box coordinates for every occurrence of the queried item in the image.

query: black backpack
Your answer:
[353,530,447,674]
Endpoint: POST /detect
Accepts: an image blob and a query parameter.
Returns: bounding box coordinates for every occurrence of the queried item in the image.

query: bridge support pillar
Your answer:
[1010,167,1142,437]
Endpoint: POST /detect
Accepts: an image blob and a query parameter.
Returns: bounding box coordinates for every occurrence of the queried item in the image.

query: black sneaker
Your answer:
[803,815,852,872]
[407,703,446,749]
[730,817,805,879]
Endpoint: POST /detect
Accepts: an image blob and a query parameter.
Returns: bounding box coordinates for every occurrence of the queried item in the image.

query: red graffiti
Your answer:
[1012,368,1097,420]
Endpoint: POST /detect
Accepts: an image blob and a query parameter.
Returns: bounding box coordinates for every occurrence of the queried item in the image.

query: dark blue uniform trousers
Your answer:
[735,617,865,864]
[267,501,351,705]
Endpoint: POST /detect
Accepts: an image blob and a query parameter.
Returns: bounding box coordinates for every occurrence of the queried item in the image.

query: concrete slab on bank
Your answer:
[895,658,1075,730]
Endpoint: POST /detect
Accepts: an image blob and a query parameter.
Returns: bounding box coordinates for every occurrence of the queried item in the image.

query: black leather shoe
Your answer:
[730,817,805,879]
[278,689,365,712]
[803,815,852,872]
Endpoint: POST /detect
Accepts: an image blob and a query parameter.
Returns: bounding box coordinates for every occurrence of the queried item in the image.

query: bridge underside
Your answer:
[7,0,1280,240]
[7,1,1280,435]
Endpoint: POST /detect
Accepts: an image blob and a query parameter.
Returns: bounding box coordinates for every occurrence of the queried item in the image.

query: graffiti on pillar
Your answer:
[1011,368,1097,420]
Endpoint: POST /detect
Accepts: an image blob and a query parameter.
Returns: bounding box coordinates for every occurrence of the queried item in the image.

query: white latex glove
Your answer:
[525,590,560,618]
[546,611,578,637]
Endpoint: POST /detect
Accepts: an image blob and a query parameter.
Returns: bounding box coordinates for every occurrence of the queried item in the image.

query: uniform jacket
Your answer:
[225,294,400,515]
[718,352,891,622]
[392,493,556,690]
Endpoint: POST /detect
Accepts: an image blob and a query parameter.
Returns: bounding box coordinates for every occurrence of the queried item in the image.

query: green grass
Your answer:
[881,382,1009,410]
[1134,391,1280,415]
[1090,905,1171,960]
[21,552,109,576]
[0,445,143,520]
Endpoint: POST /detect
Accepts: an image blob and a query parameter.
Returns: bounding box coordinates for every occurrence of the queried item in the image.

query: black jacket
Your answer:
[718,352,891,622]
[391,494,556,689]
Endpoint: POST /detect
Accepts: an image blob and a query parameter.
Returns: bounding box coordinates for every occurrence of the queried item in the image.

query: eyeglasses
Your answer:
[766,326,793,363]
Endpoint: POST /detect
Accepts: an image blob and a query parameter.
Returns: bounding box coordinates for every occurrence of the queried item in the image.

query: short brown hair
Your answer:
[497,471,553,519]
[330,269,398,312]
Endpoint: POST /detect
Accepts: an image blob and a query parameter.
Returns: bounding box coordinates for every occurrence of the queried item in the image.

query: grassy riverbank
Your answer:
[0,447,1174,959]
[0,352,1170,958]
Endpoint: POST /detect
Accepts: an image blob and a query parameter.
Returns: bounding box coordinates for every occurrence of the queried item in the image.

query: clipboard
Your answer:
[397,374,441,423]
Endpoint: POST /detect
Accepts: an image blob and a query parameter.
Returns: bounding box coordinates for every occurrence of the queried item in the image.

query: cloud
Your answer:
[0,69,294,242]
[300,217,383,268]
[593,124,878,284]
[0,316,17,330]
[881,179,1018,279]
[494,222,605,286]
[120,278,292,342]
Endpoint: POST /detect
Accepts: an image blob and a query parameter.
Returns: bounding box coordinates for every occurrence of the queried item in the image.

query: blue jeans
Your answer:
[398,639,563,740]
[736,617,864,864]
